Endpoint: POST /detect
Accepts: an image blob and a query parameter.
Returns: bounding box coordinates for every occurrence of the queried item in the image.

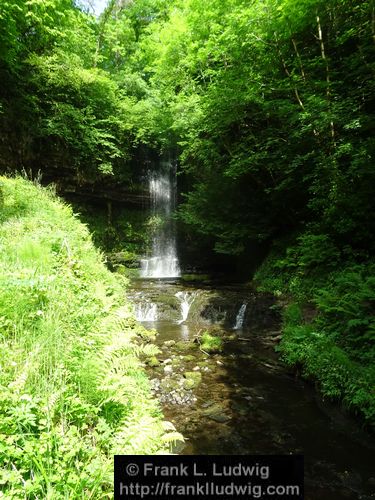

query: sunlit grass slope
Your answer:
[0,177,174,498]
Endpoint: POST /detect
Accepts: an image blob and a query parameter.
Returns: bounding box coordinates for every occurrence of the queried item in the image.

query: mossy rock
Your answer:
[200,332,224,353]
[160,378,180,392]
[181,274,211,283]
[157,294,180,308]
[175,341,192,352]
[197,361,209,368]
[146,356,160,367]
[202,404,231,423]
[136,326,157,343]
[183,371,202,389]
[183,355,197,362]
[206,325,226,337]
[164,340,176,348]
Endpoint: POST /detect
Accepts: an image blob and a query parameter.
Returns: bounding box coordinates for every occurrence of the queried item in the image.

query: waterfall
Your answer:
[175,291,196,324]
[135,301,158,322]
[233,303,247,330]
[140,162,180,278]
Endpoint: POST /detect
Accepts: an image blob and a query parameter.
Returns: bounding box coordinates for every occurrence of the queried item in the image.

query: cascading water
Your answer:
[175,291,196,324]
[233,303,247,330]
[141,161,180,278]
[134,301,158,322]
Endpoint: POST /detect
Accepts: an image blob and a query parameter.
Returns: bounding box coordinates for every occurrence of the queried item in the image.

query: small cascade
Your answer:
[175,291,196,324]
[233,303,247,330]
[135,301,158,322]
[140,161,180,278]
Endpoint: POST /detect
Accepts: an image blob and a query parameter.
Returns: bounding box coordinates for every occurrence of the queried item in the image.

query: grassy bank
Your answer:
[0,177,177,498]
[255,235,375,431]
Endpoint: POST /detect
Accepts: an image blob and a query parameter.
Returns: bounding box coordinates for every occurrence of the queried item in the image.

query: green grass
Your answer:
[0,177,181,499]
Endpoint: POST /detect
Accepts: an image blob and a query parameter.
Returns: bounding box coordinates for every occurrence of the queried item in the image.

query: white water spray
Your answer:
[141,163,180,278]
[135,301,158,322]
[175,291,196,324]
[233,303,247,330]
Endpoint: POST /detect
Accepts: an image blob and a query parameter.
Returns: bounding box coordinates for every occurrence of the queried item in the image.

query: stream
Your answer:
[128,278,375,500]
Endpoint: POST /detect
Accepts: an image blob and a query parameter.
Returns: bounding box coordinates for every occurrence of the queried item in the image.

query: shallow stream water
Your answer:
[129,278,375,500]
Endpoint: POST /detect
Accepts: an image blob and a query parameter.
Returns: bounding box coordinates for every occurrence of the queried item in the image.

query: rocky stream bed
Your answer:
[128,278,375,500]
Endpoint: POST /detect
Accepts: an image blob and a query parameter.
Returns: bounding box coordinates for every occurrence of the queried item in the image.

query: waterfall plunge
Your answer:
[141,164,180,278]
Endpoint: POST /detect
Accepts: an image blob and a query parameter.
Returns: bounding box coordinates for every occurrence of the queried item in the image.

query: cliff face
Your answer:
[0,135,151,208]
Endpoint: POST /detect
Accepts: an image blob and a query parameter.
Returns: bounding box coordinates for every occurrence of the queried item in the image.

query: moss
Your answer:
[183,371,202,389]
[200,332,224,353]
[146,356,161,367]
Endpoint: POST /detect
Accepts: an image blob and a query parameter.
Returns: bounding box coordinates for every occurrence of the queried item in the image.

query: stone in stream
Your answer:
[197,361,208,368]
[160,377,180,392]
[201,400,215,409]
[202,404,231,423]
[225,334,238,341]
[146,356,160,367]
[164,365,173,374]
[231,400,250,416]
[183,355,196,362]
[183,371,202,390]
[158,376,196,405]
[164,340,176,347]
[175,341,192,352]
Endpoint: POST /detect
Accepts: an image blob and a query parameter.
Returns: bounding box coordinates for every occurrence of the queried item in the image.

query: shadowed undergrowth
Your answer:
[255,238,375,431]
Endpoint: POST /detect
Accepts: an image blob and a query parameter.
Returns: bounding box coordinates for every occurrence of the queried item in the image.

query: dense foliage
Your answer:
[0,0,164,182]
[0,177,181,497]
[0,0,374,435]
[137,0,374,257]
